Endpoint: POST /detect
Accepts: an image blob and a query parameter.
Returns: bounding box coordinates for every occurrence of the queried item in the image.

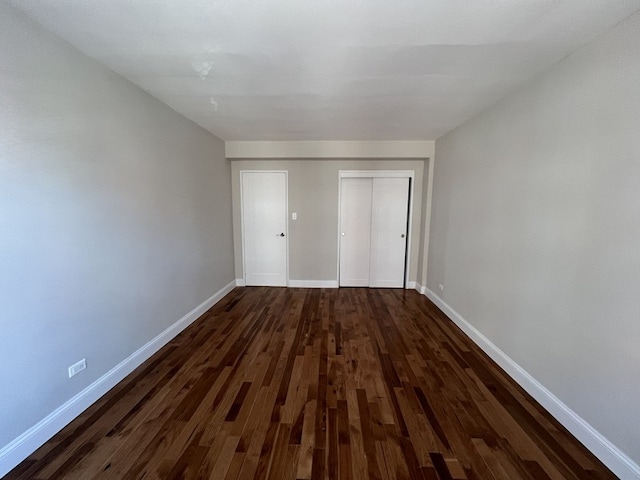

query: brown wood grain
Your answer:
[5,287,616,479]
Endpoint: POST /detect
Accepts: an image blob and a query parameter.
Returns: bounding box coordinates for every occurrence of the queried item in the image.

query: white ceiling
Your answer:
[11,0,640,141]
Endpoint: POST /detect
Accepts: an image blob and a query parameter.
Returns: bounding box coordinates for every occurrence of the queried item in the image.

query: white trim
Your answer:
[420,155,436,288]
[339,170,416,178]
[406,281,417,290]
[225,140,435,159]
[422,288,640,480]
[235,278,245,287]
[0,280,236,478]
[336,173,342,287]
[239,170,289,287]
[288,280,339,288]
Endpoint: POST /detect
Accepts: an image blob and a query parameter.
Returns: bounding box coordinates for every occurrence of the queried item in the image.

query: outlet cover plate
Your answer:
[68,358,86,378]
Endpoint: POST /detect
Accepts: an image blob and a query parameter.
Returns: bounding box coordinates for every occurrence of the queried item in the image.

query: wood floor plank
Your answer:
[5,287,617,480]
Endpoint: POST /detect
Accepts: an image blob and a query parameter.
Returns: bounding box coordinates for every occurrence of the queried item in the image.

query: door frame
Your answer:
[337,170,415,288]
[240,170,289,287]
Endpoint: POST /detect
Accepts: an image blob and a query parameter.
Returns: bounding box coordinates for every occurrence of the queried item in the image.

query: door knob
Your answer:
[278,232,285,237]
[401,234,405,238]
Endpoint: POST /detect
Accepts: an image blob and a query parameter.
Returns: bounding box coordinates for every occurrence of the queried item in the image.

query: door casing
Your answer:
[337,170,415,288]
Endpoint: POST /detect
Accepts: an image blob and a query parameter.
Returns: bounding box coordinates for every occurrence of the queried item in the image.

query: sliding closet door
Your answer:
[369,178,410,288]
[339,175,410,288]
[339,178,373,287]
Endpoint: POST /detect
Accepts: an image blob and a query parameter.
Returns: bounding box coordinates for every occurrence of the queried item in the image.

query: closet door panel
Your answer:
[369,177,410,288]
[339,178,373,287]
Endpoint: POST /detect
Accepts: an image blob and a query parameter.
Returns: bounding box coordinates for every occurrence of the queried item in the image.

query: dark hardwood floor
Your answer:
[6,287,615,479]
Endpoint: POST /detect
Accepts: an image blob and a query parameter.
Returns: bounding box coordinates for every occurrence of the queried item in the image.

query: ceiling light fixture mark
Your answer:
[192,60,214,80]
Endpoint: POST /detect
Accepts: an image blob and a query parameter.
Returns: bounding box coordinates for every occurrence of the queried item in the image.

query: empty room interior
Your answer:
[2,1,640,479]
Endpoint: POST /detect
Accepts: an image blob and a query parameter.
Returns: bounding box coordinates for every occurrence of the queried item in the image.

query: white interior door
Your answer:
[339,178,373,287]
[242,171,287,286]
[369,178,410,287]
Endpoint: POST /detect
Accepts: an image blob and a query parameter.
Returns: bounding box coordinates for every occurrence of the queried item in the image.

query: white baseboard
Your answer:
[406,281,417,290]
[414,282,427,294]
[422,288,640,480]
[288,280,339,288]
[237,279,338,288]
[0,279,237,478]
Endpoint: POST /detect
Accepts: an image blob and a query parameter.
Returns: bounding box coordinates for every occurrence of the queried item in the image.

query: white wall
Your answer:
[428,9,640,471]
[230,159,425,285]
[0,2,234,458]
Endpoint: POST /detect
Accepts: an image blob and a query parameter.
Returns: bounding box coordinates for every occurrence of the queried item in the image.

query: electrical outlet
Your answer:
[68,358,86,378]
[438,283,444,292]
